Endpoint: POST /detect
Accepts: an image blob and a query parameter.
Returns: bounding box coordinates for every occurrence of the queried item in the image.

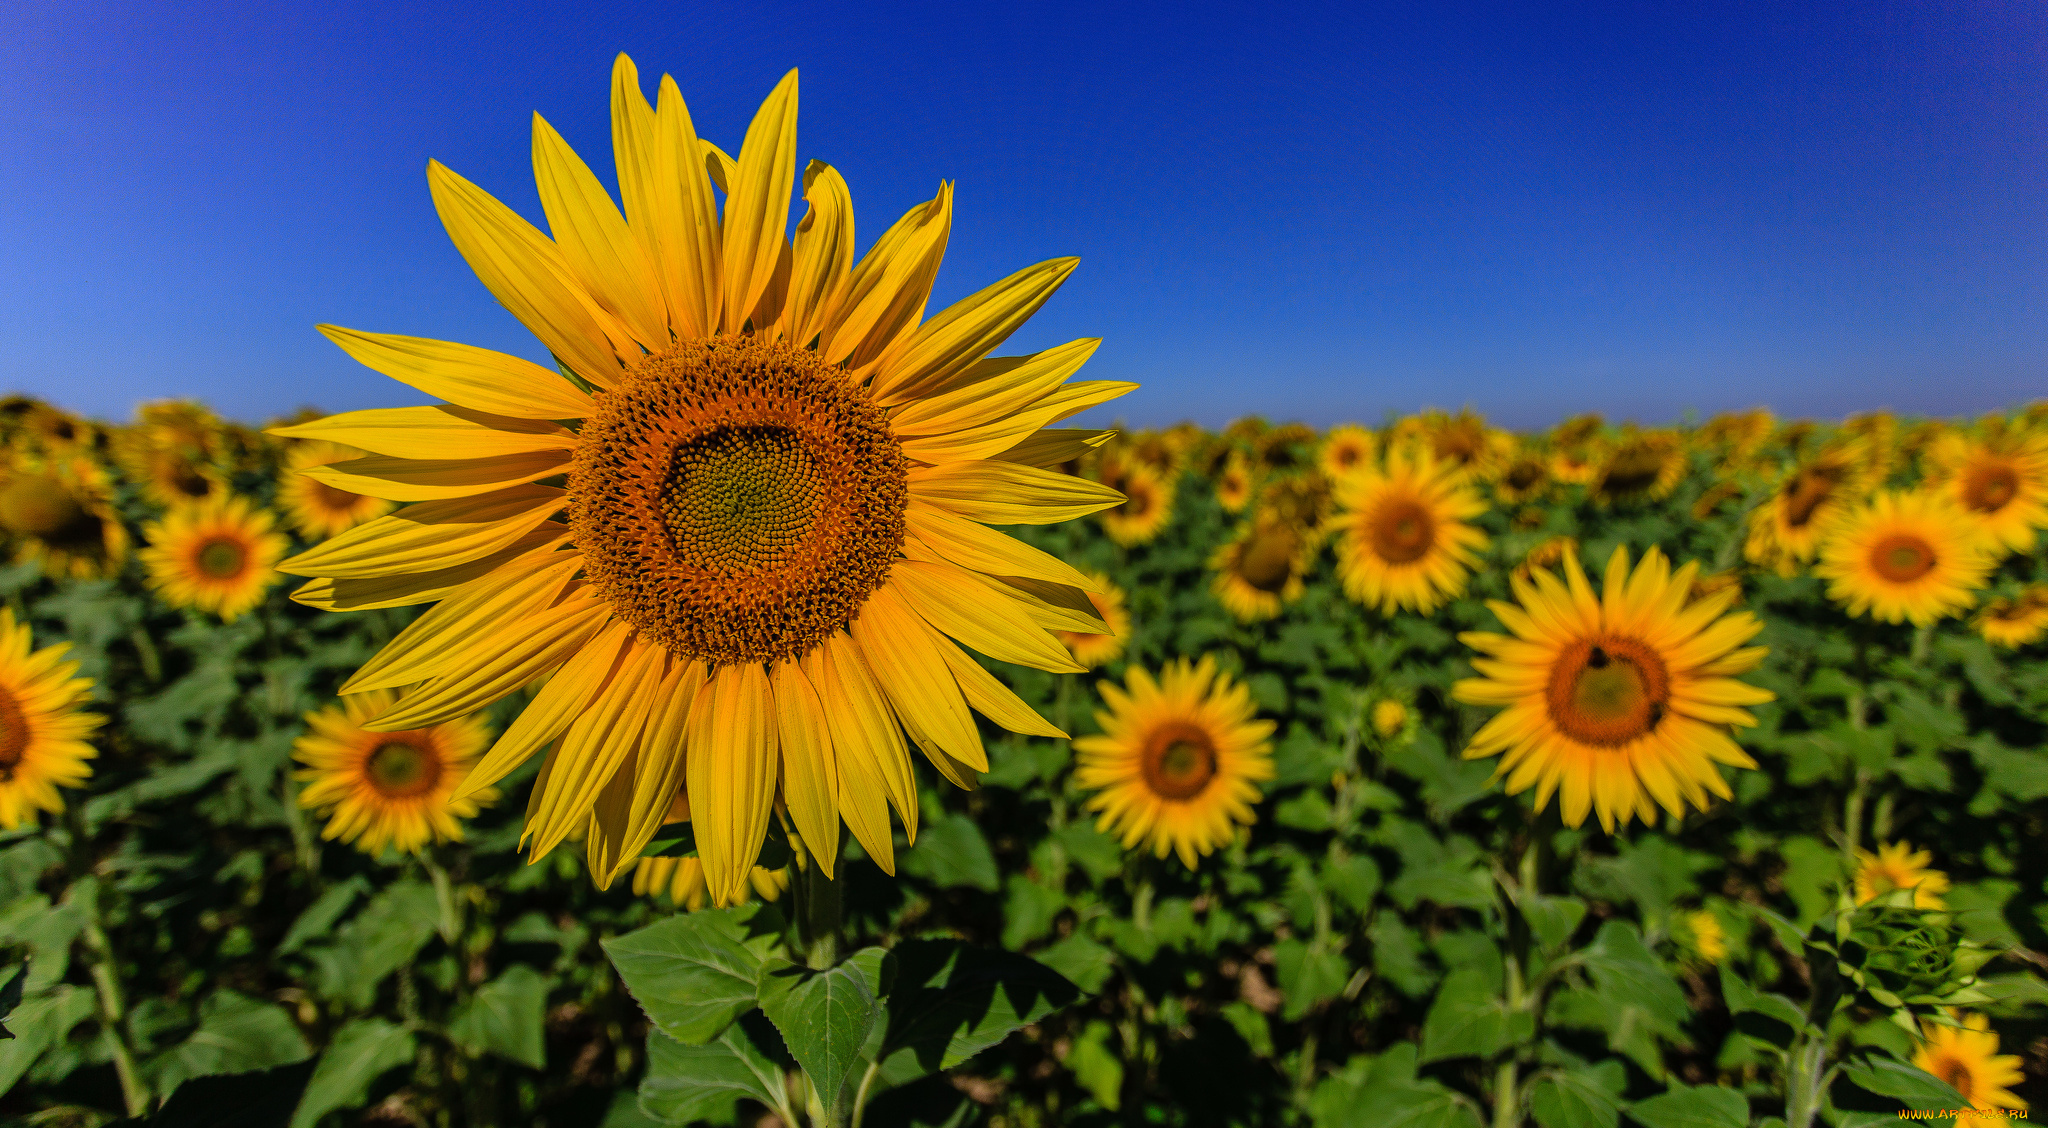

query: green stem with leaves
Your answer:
[1783,1031,1832,1128]
[63,806,148,1115]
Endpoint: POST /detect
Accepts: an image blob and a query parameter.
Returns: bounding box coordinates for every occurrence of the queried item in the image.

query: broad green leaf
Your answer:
[758,959,880,1106]
[845,946,897,999]
[1034,933,1116,994]
[639,1023,787,1126]
[276,876,368,956]
[879,939,1081,1073]
[1419,969,1525,1063]
[1581,921,1688,1026]
[1065,1020,1122,1110]
[143,1059,320,1128]
[289,1017,417,1128]
[1002,875,1065,948]
[1273,938,1350,1021]
[0,963,24,1038]
[1522,895,1588,952]
[602,906,779,1045]
[300,880,439,1008]
[1323,854,1382,915]
[144,989,313,1098]
[1528,1062,1625,1128]
[897,813,999,892]
[447,964,548,1068]
[1624,1082,1751,1128]
[0,986,91,1095]
[1834,1053,1967,1118]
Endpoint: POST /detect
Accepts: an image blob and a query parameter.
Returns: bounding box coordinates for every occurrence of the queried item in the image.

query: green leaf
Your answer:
[1273,938,1350,1021]
[1419,969,1525,1063]
[1034,933,1117,994]
[1625,1082,1751,1128]
[897,813,999,892]
[0,986,91,1095]
[1323,855,1383,915]
[447,964,548,1068]
[1834,1052,1967,1115]
[1718,969,1805,1049]
[1001,876,1066,949]
[757,959,880,1106]
[276,876,367,956]
[1528,1062,1625,1128]
[879,939,1082,1074]
[1065,1020,1123,1110]
[289,1017,417,1128]
[602,906,778,1045]
[639,1022,788,1126]
[1275,791,1335,831]
[1051,822,1124,883]
[0,963,24,1039]
[145,989,313,1098]
[300,880,440,1008]
[145,1059,319,1128]
[1522,895,1588,953]
[845,946,897,1000]
[1581,921,1688,1026]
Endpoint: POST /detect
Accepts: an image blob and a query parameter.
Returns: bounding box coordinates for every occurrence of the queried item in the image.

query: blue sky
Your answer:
[6,0,2043,432]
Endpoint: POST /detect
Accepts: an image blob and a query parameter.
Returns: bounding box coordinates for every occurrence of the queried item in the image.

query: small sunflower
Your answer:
[1853,841,1950,909]
[1453,545,1775,833]
[293,688,497,856]
[279,440,397,539]
[1209,516,1314,623]
[1696,408,1773,469]
[1368,696,1417,745]
[1549,442,1603,487]
[1690,481,1745,521]
[0,452,130,580]
[140,495,289,621]
[1098,460,1175,546]
[1680,909,1728,963]
[1254,422,1318,476]
[1492,448,1552,506]
[1922,431,2048,555]
[0,610,101,830]
[1409,408,1511,483]
[1815,490,1993,626]
[1914,1013,2027,1112]
[1333,450,1488,614]
[1055,571,1131,669]
[114,401,230,510]
[1318,424,1374,481]
[1216,451,1254,513]
[1256,470,1337,541]
[0,400,101,459]
[1839,411,1899,486]
[1591,431,1686,506]
[1125,429,1187,482]
[1977,587,2048,648]
[1073,656,1275,869]
[629,854,789,910]
[1743,444,1869,575]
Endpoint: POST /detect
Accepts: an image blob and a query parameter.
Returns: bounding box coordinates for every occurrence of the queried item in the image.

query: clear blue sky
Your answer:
[7,0,2043,432]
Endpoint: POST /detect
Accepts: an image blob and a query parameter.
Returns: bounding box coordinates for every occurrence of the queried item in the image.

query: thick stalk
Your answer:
[1783,1034,1830,1128]
[82,911,149,1115]
[1491,1059,1520,1128]
[126,627,162,685]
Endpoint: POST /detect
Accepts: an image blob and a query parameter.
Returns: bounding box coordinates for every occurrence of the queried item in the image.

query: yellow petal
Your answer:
[780,161,854,348]
[532,112,669,351]
[454,620,635,802]
[934,637,1065,739]
[901,504,1103,593]
[907,460,1124,525]
[890,339,1101,441]
[341,547,582,693]
[619,660,709,873]
[524,638,668,865]
[288,527,566,611]
[772,660,841,879]
[871,260,1081,407]
[988,427,1115,468]
[701,139,736,194]
[659,73,724,338]
[1033,380,1141,427]
[364,595,610,731]
[609,55,679,338]
[973,574,1110,634]
[721,70,799,334]
[279,486,567,579]
[586,745,642,891]
[315,326,594,419]
[302,450,570,502]
[809,635,910,868]
[889,561,1085,674]
[850,585,987,773]
[687,664,779,907]
[268,405,575,461]
[818,185,951,369]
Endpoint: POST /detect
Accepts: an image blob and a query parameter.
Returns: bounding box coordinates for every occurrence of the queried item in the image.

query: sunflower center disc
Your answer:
[1934,1059,1971,1096]
[366,740,441,798]
[197,538,247,579]
[1964,464,2017,512]
[1141,722,1218,800]
[1547,637,1671,747]
[157,454,212,502]
[1238,525,1300,593]
[311,480,365,512]
[570,336,907,666]
[1371,499,1436,564]
[0,477,90,540]
[0,687,28,782]
[1781,466,1844,528]
[1870,534,1935,583]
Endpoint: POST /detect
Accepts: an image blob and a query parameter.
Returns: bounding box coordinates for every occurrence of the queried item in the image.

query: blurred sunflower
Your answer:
[1511,535,1576,587]
[1125,429,1186,482]
[1686,570,1744,609]
[1976,587,2048,648]
[1547,414,1605,485]
[0,609,101,830]
[0,452,129,580]
[1210,516,1314,623]
[1257,470,1337,541]
[1853,840,1949,909]
[1453,545,1774,833]
[1743,444,1868,575]
[1689,481,1744,521]
[1814,490,1992,626]
[1591,430,1686,506]
[140,495,288,621]
[1492,447,1552,506]
[114,401,229,510]
[1695,408,1773,469]
[1922,430,2048,555]
[1839,411,1898,486]
[1369,696,1417,745]
[1408,407,1510,482]
[0,400,101,458]
[1054,571,1130,669]
[1216,451,1254,513]
[630,854,789,910]
[1680,909,1728,964]
[1914,1014,2027,1113]
[294,689,497,856]
[1333,450,1488,614]
[1253,422,1318,476]
[1099,460,1175,546]
[1073,656,1275,869]
[276,57,1131,904]
[1318,424,1374,481]
[278,440,397,539]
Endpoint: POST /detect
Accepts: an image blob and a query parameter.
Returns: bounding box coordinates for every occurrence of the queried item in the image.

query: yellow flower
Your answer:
[1512,536,1577,587]
[1370,698,1409,739]
[629,854,788,910]
[1591,431,1686,506]
[293,689,497,857]
[1690,481,1745,520]
[114,401,230,510]
[1743,444,1871,575]
[1453,545,1774,833]
[1853,841,1950,909]
[1055,572,1131,669]
[1209,517,1314,623]
[139,495,288,621]
[1695,408,1774,468]
[0,452,129,580]
[1073,656,1275,869]
[1098,460,1175,547]
[1257,471,1338,541]
[1491,449,1552,506]
[278,440,396,540]
[1977,587,2048,648]
[1216,451,1254,513]
[275,57,1130,904]
[1683,909,1728,963]
[1914,1013,2028,1112]
[1318,424,1374,481]
[1922,430,2048,556]
[1333,450,1488,615]
[1815,490,1993,626]
[1406,408,1511,483]
[0,610,101,830]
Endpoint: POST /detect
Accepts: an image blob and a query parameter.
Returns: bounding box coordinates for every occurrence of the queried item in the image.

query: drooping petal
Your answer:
[772,660,841,877]
[288,527,566,611]
[268,405,575,461]
[818,186,952,369]
[686,664,779,906]
[890,560,1085,674]
[342,547,583,692]
[302,450,571,503]
[779,160,854,348]
[315,326,594,419]
[851,585,987,773]
[453,620,636,802]
[907,461,1125,525]
[363,594,610,731]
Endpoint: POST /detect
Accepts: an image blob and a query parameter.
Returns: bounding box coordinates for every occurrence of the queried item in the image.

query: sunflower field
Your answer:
[6,55,2048,1128]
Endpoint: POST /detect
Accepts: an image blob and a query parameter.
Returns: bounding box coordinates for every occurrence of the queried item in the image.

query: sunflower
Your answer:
[1099,460,1174,546]
[1396,408,1511,483]
[279,440,397,540]
[1680,909,1728,964]
[1815,490,1993,626]
[629,854,789,910]
[0,400,101,459]
[140,495,288,621]
[1492,447,1552,506]
[1055,571,1131,669]
[1922,431,2048,555]
[1124,429,1186,481]
[0,451,129,580]
[1333,450,1488,614]
[1695,408,1773,468]
[1853,841,1950,909]
[1977,587,2048,648]
[0,610,101,830]
[1914,1014,2028,1112]
[114,401,229,510]
[1689,481,1745,521]
[1369,697,1416,745]
[1687,570,1744,609]
[1591,430,1686,506]
[1743,444,1869,575]
[294,689,497,856]
[1549,442,1603,487]
[1216,451,1254,513]
[1839,411,1898,486]
[275,57,1131,904]
[1073,656,1275,869]
[1210,516,1314,623]
[1256,470,1337,541]
[1318,424,1374,481]
[1453,545,1775,833]
[1253,422,1318,476]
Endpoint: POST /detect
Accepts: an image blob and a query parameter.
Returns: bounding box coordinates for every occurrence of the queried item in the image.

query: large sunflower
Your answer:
[1453,546,1774,833]
[1072,656,1274,869]
[1914,1014,2028,1112]
[1922,430,2048,555]
[279,440,397,540]
[1814,490,1992,626]
[1333,450,1488,614]
[0,451,129,580]
[293,689,497,856]
[1853,840,1949,909]
[0,610,101,830]
[1209,516,1314,623]
[1977,587,2048,649]
[140,495,288,621]
[274,57,1133,904]
[1054,571,1131,669]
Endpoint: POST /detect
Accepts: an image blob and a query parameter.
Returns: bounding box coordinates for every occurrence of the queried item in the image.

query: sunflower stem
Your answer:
[424,852,462,945]
[794,857,843,971]
[126,626,161,685]
[62,806,149,1115]
[280,771,320,877]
